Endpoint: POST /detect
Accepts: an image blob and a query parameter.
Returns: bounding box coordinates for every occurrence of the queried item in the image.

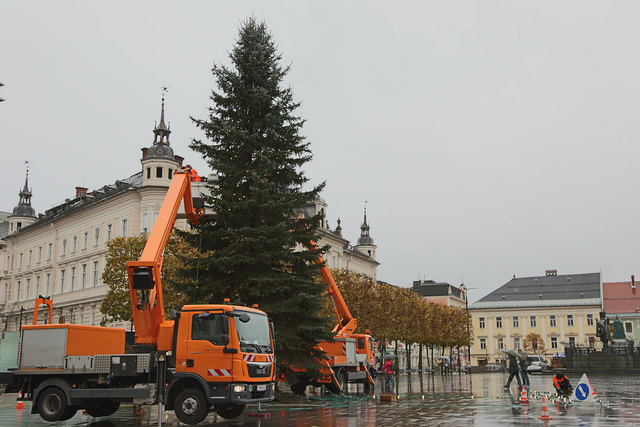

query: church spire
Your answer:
[11,161,36,218]
[153,86,171,145]
[357,203,374,245]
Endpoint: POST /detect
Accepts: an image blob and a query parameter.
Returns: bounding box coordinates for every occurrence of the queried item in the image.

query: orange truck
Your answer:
[0,167,276,424]
[290,243,376,394]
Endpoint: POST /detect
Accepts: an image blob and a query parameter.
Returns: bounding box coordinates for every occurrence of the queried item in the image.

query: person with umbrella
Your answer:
[502,349,522,390]
[517,349,530,390]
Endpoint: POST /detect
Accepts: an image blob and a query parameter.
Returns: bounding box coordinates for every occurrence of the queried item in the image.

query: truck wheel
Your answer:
[174,388,209,425]
[36,387,71,422]
[215,404,246,419]
[339,370,349,394]
[85,400,120,417]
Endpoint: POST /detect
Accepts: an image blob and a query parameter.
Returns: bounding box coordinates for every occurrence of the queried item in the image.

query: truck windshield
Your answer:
[235,311,272,354]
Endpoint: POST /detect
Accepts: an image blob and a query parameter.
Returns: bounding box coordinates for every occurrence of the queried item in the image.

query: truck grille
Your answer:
[247,363,272,378]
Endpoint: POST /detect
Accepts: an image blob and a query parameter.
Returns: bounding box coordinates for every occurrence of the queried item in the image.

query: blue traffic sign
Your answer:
[575,383,590,401]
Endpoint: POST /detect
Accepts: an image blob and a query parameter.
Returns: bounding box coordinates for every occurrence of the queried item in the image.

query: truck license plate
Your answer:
[257,384,267,391]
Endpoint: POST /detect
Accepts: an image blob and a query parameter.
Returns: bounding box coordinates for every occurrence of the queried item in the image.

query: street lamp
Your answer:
[460,284,477,368]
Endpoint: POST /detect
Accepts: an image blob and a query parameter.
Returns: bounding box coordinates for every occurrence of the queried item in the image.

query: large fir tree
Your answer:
[187,18,332,376]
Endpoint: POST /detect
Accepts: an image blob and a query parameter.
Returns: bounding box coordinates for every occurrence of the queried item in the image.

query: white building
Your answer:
[0,98,378,331]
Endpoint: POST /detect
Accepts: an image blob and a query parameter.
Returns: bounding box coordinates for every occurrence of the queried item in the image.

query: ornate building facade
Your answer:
[0,98,378,332]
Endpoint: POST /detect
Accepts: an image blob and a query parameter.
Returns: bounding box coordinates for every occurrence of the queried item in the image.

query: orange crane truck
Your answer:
[0,167,276,424]
[290,242,376,394]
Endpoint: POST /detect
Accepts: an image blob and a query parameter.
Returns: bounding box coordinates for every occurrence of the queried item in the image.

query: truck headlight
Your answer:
[233,385,246,393]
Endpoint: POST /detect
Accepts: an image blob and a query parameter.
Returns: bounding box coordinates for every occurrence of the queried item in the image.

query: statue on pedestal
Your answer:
[596,312,611,349]
[612,315,626,343]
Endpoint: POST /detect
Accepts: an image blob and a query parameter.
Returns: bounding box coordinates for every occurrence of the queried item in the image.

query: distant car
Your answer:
[527,355,547,372]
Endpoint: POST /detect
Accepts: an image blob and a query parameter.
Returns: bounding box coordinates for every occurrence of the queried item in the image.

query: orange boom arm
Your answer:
[126,167,204,346]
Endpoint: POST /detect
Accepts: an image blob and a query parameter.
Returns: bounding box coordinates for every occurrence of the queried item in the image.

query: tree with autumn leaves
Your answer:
[325,270,472,370]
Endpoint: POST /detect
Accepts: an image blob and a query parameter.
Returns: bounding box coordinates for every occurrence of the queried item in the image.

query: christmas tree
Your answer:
[188,17,332,376]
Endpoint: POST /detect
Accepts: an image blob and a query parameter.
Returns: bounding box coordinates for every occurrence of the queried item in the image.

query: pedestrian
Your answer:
[382,356,395,394]
[518,349,530,390]
[503,354,522,390]
[443,357,451,375]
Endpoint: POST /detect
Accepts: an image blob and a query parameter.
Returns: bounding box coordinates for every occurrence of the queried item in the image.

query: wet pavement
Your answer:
[2,372,640,426]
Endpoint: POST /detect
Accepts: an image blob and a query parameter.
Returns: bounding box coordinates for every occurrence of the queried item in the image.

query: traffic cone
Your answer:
[519,386,529,404]
[15,390,24,409]
[539,396,552,420]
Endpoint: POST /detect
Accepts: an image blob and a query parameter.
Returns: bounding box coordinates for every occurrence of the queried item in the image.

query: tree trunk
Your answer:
[418,344,423,373]
[406,341,411,372]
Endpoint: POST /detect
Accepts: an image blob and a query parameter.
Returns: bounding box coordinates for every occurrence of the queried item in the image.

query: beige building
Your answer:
[469,271,601,366]
[0,99,378,332]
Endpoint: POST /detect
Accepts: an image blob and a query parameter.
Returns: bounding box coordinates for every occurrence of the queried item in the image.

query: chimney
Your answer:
[141,147,148,159]
[75,187,88,198]
[545,269,557,276]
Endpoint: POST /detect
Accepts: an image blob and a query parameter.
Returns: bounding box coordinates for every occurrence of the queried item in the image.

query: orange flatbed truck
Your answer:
[0,167,276,424]
[290,243,376,394]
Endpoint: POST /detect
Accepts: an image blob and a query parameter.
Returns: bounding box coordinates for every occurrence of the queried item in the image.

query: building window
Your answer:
[551,337,558,349]
[588,336,595,347]
[530,316,537,328]
[72,235,78,253]
[121,219,127,237]
[35,276,40,298]
[26,278,31,300]
[549,315,556,327]
[568,336,576,346]
[156,167,163,178]
[146,167,151,179]
[59,270,65,294]
[92,305,96,325]
[70,267,76,290]
[94,227,100,246]
[45,273,50,296]
[497,338,504,350]
[479,338,487,350]
[3,283,8,303]
[514,337,521,349]
[28,249,32,266]
[168,168,173,178]
[142,213,148,234]
[107,223,112,241]
[92,261,99,286]
[479,317,485,329]
[496,317,502,328]
[83,231,89,250]
[37,246,42,263]
[18,253,23,269]
[47,243,53,260]
[513,316,519,328]
[626,322,633,333]
[81,264,87,288]
[587,314,594,326]
[16,281,21,302]
[62,238,67,256]
[567,315,574,326]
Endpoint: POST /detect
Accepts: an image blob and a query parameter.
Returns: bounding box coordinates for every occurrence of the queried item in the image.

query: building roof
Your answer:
[470,272,601,310]
[603,281,640,315]
[5,172,142,237]
[412,280,463,299]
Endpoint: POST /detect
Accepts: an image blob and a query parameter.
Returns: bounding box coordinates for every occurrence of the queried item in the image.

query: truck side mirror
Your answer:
[220,334,230,346]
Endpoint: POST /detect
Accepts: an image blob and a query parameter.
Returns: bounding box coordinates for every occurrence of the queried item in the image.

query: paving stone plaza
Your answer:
[1,372,639,426]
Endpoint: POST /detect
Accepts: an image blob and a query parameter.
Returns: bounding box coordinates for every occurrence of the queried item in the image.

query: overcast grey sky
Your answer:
[2,1,640,302]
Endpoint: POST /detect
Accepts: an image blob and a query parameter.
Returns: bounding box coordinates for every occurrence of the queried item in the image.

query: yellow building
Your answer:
[469,270,601,366]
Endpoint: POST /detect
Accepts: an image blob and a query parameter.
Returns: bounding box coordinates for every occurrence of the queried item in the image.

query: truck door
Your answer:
[186,312,234,382]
